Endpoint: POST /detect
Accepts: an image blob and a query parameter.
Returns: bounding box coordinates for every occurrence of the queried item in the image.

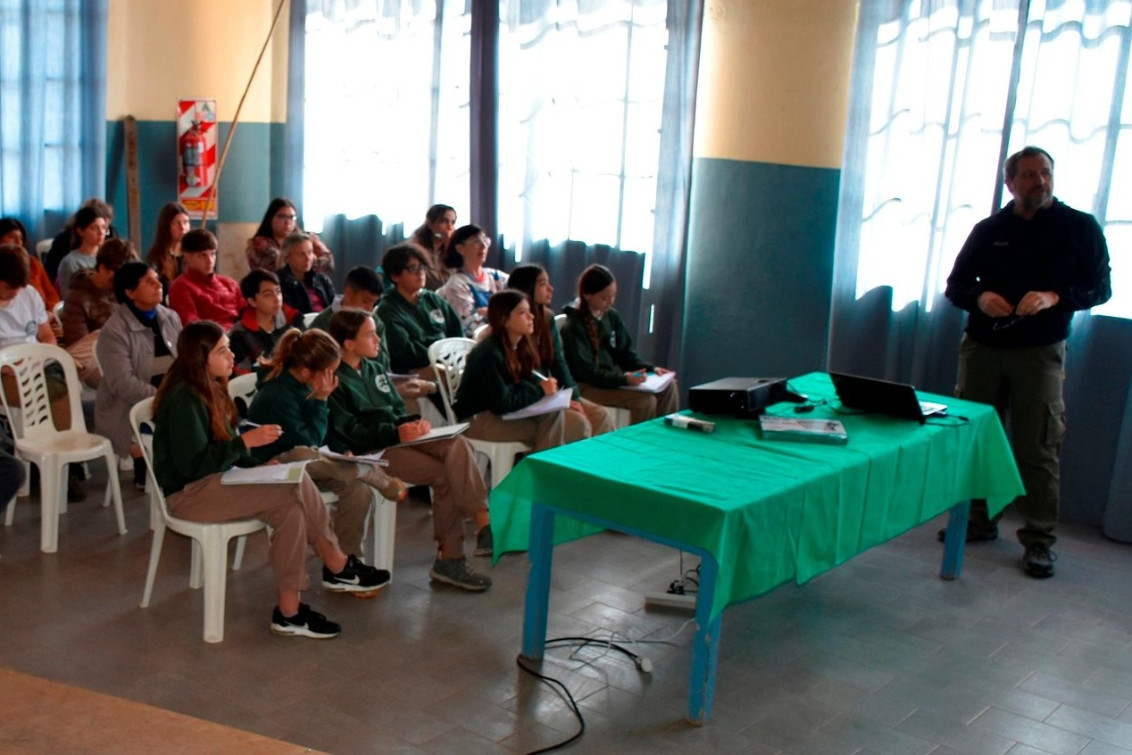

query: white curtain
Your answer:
[301,0,470,231]
[840,0,1131,318]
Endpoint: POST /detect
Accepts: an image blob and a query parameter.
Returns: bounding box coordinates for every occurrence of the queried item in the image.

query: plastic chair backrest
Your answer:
[428,337,476,421]
[129,398,167,517]
[0,343,87,441]
[227,372,258,419]
[302,311,318,328]
[554,313,566,332]
[52,300,64,320]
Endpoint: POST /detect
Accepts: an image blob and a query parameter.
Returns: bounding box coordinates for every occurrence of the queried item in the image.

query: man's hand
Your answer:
[1016,290,1060,316]
[977,291,1015,318]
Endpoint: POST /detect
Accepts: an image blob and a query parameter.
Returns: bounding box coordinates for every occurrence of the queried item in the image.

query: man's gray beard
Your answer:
[1021,192,1051,213]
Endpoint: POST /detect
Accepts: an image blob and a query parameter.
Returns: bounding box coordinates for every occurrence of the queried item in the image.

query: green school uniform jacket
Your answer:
[454,336,544,420]
[325,357,407,454]
[308,306,392,374]
[543,313,581,400]
[247,369,328,464]
[375,288,462,373]
[559,305,651,389]
[153,381,255,496]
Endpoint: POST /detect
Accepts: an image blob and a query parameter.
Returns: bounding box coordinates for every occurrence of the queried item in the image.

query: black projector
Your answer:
[688,377,797,418]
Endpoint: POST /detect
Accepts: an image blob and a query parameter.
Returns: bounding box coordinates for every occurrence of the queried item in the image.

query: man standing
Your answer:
[945,146,1111,578]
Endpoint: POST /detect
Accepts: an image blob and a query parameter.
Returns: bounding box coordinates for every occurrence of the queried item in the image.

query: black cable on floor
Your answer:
[515,655,586,754]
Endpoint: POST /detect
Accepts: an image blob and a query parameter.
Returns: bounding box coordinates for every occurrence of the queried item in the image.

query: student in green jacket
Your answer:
[310,265,437,411]
[325,308,493,592]
[560,264,679,425]
[152,321,386,640]
[507,263,614,438]
[456,290,585,452]
[375,242,463,377]
[248,327,407,563]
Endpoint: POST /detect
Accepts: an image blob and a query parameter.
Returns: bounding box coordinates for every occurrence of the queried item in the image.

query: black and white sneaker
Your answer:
[322,554,391,593]
[270,603,341,639]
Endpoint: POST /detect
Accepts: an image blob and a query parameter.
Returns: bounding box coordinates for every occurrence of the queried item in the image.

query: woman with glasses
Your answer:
[375,243,463,380]
[437,224,508,336]
[246,197,334,275]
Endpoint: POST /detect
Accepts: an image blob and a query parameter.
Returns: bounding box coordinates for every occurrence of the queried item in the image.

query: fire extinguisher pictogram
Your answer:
[180,121,206,187]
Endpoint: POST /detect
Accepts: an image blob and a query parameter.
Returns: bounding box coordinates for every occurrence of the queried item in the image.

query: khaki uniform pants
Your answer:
[578,380,679,426]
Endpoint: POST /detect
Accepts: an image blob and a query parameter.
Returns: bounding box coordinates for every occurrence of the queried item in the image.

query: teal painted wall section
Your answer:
[681,157,840,389]
[105,120,286,246]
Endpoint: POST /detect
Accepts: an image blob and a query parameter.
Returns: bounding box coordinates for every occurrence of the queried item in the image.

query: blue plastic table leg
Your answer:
[688,553,720,725]
[521,503,555,660]
[940,500,969,580]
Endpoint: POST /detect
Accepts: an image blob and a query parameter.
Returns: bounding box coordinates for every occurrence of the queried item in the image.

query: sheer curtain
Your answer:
[0,0,107,240]
[831,0,1132,531]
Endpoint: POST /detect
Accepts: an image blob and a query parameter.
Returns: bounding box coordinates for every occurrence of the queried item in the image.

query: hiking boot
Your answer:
[429,557,492,591]
[1023,544,1056,579]
[322,554,391,593]
[270,603,341,639]
[474,524,493,557]
[133,456,148,491]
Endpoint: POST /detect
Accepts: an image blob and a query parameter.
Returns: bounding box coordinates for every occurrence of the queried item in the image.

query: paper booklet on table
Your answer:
[221,460,310,485]
[502,387,573,420]
[317,446,389,466]
[758,416,849,444]
[622,371,676,394]
[394,422,470,446]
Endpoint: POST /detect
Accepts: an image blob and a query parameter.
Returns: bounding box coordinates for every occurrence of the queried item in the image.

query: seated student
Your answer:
[437,224,509,336]
[508,264,613,439]
[167,228,242,329]
[152,321,385,639]
[228,269,304,373]
[325,308,493,592]
[376,242,463,378]
[0,218,59,317]
[57,206,110,298]
[410,204,457,291]
[309,266,437,408]
[95,262,182,489]
[61,238,138,387]
[277,232,335,315]
[561,264,678,425]
[44,198,118,284]
[0,244,81,499]
[146,202,191,297]
[456,290,584,452]
[246,197,334,275]
[248,328,406,562]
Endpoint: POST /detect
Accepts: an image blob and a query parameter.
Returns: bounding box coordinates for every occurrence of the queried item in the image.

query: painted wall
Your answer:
[680,0,858,389]
[105,0,290,277]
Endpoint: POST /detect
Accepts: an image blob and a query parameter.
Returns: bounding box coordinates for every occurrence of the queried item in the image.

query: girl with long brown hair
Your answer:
[145,202,190,293]
[152,321,386,639]
[559,264,679,425]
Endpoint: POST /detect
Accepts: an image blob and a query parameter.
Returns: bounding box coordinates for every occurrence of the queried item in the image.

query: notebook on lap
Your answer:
[829,372,947,423]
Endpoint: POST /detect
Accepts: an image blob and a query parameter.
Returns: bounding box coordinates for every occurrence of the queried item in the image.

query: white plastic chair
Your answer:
[131,398,268,644]
[0,343,126,553]
[428,337,530,489]
[302,311,318,328]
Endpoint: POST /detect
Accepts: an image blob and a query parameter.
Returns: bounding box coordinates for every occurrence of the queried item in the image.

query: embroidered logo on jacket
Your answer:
[374,374,392,394]
[429,308,445,324]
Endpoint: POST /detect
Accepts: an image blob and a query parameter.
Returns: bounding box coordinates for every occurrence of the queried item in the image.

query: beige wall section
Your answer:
[695,0,859,169]
[107,0,289,123]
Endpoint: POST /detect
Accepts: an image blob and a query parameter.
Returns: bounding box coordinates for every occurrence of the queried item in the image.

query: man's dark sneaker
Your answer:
[270,603,341,639]
[474,524,493,557]
[1023,544,1056,578]
[937,525,998,543]
[322,554,391,593]
[66,465,87,502]
[133,456,148,491]
[430,557,492,591]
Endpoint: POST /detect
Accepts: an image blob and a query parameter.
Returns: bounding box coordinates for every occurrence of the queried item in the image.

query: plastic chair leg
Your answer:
[489,448,515,490]
[189,540,203,589]
[371,494,397,573]
[103,452,126,535]
[140,521,167,607]
[39,459,63,553]
[232,535,247,570]
[200,532,229,644]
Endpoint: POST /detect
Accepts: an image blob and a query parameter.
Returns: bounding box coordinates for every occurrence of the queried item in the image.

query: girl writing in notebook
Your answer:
[151,321,386,640]
[560,264,679,425]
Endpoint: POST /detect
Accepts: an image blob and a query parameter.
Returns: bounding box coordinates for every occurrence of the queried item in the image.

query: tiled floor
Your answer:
[1,462,1132,754]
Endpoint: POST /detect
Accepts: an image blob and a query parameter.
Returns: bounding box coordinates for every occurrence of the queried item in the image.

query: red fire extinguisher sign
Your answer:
[177,99,218,219]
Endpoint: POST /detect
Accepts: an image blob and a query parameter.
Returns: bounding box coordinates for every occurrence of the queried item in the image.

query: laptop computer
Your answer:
[829,372,948,423]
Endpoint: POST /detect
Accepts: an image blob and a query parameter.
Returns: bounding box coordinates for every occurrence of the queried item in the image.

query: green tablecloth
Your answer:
[491,372,1024,623]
